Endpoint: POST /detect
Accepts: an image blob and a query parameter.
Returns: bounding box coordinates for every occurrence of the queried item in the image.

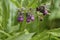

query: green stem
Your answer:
[0,30,11,37]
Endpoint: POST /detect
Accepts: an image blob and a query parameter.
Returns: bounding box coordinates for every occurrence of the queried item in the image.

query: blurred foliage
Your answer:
[0,0,60,40]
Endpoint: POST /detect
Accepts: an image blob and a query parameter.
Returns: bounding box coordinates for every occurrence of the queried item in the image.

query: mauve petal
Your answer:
[26,18,30,23]
[18,16,24,22]
[43,10,48,15]
[31,15,34,21]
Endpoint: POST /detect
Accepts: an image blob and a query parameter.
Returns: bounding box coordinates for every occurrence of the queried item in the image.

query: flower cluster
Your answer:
[17,11,24,22]
[17,6,49,22]
[36,6,48,15]
[26,13,35,23]
[17,11,35,23]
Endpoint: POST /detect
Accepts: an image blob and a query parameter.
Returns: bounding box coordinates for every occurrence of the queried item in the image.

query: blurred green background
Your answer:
[0,0,60,40]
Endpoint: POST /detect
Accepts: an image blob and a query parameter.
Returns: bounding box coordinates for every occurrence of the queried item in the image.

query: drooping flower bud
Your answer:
[40,17,43,21]
[26,18,31,23]
[38,16,43,21]
[17,11,24,22]
[36,6,48,15]
[43,10,48,15]
[17,15,24,22]
[36,6,45,12]
[31,15,35,21]
[39,6,45,13]
[36,7,40,11]
[26,13,31,23]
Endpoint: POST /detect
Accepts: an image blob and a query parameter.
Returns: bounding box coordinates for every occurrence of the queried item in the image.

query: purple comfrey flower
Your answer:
[26,18,31,23]
[39,6,45,13]
[31,15,35,21]
[26,13,31,23]
[26,13,35,22]
[17,11,24,22]
[18,15,24,22]
[43,10,48,15]
[26,16,31,23]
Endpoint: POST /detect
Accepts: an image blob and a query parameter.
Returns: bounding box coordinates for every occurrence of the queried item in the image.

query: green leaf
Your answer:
[48,32,60,37]
[2,0,10,32]
[31,30,49,40]
[6,1,18,33]
[10,0,21,8]
[48,28,60,37]
[41,0,50,4]
[22,0,29,7]
[50,0,60,11]
[6,33,34,40]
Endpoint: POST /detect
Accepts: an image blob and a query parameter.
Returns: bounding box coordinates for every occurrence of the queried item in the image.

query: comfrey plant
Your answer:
[0,0,60,40]
[17,6,49,23]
